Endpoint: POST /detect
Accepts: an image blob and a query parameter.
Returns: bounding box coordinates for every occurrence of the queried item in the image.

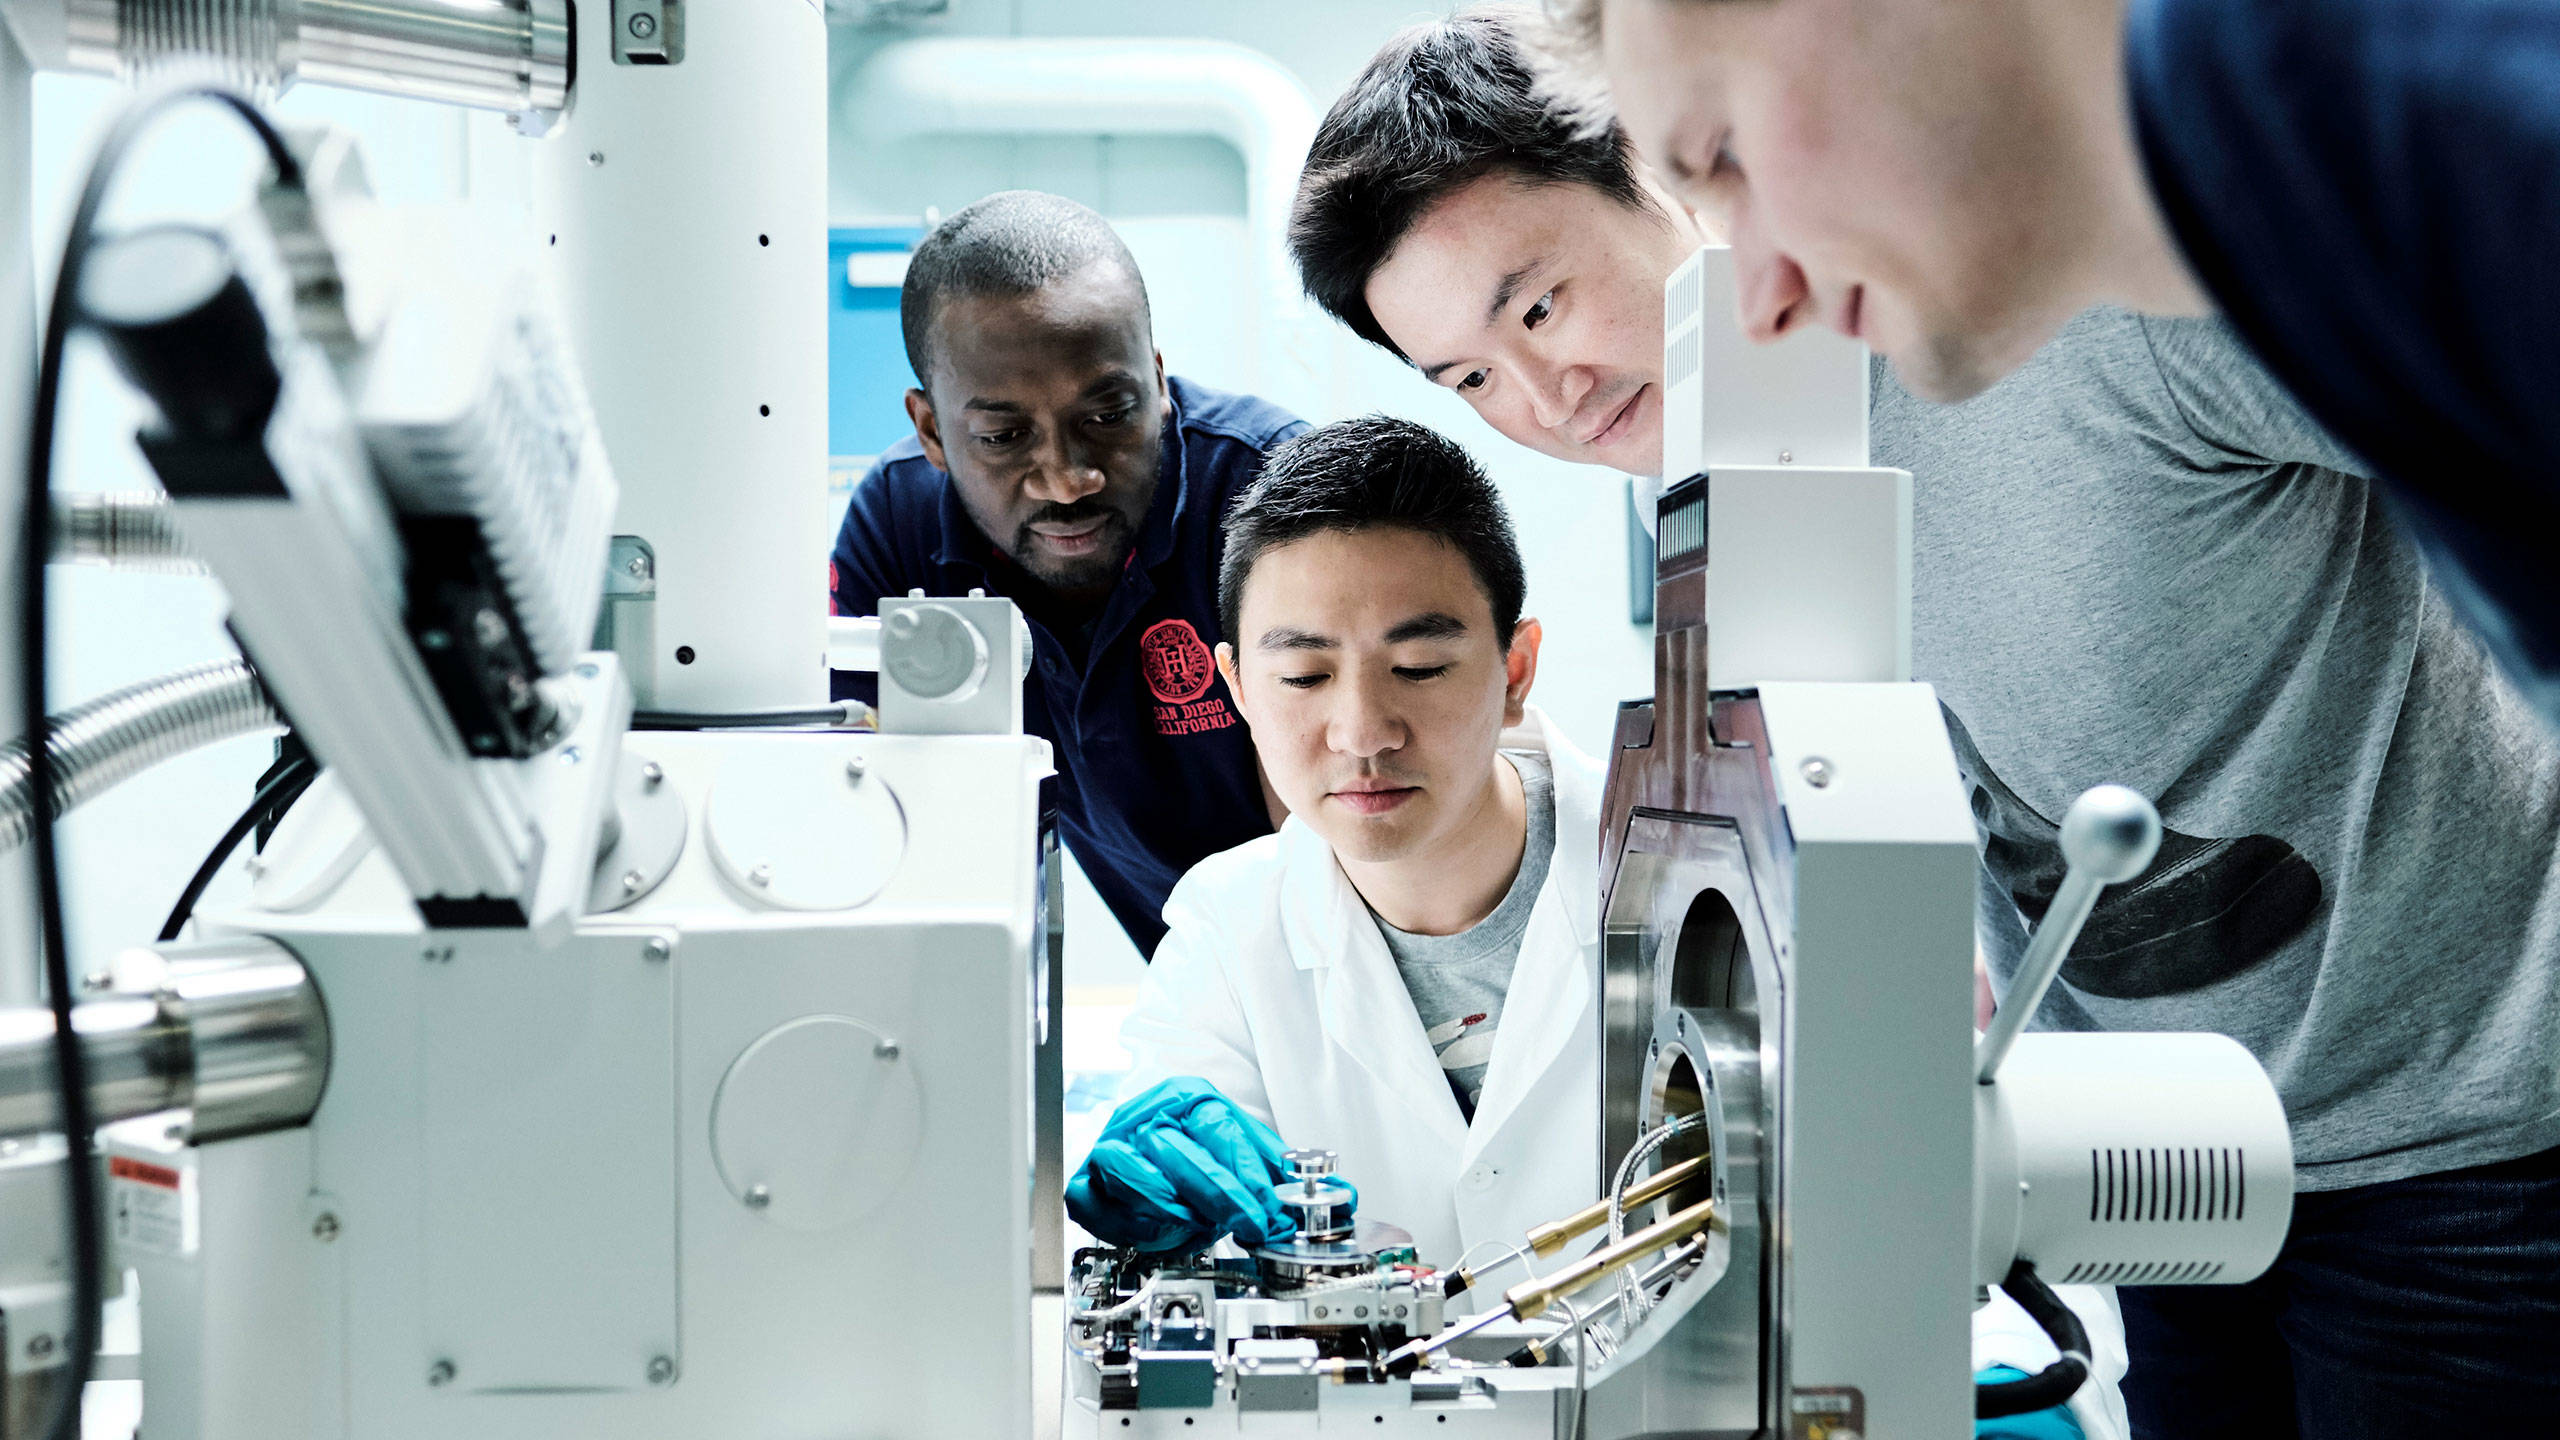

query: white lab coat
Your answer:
[1119,705,1604,1274]
[1117,704,2131,1434]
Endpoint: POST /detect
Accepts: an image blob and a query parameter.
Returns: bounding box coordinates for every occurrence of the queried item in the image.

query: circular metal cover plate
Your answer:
[710,1015,922,1231]
[586,751,688,913]
[704,744,904,909]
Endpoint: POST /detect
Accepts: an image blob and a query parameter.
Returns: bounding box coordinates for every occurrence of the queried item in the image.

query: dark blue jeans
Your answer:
[2116,1142,2560,1438]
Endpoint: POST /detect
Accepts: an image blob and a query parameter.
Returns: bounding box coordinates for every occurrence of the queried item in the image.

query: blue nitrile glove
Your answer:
[1066,1078,1302,1253]
[1974,1367,2086,1440]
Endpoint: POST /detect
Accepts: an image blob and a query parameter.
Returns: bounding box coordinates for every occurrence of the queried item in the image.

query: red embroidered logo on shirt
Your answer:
[1139,619,1217,703]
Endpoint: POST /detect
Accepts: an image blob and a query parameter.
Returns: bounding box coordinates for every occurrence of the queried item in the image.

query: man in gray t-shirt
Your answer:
[1288,11,2560,1429]
[1888,309,2560,1194]
[1374,749,1556,1119]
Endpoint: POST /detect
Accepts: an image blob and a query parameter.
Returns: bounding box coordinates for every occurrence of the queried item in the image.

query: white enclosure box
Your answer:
[146,725,1054,1440]
[1658,246,1911,687]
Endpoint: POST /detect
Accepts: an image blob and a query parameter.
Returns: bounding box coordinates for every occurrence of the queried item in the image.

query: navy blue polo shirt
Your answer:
[2126,0,2560,726]
[829,376,1307,955]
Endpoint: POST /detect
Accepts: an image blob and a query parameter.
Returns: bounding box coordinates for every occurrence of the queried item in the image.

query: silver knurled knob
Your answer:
[1283,1148,1338,1180]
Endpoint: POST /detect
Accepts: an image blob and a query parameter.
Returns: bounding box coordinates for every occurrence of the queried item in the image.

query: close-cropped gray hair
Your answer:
[899,190,1152,386]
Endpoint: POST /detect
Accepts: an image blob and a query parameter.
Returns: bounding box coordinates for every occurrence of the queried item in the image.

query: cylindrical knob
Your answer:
[881,604,990,702]
[1284,1147,1337,1180]
[1274,1149,1355,1243]
[79,225,280,440]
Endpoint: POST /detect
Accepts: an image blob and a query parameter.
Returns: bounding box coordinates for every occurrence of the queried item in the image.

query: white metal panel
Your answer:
[1702,466,1914,687]
[119,1126,339,1440]
[417,929,678,1392]
[1662,245,1869,484]
[1759,684,1978,1440]
[1756,683,1975,846]
[210,726,1054,1438]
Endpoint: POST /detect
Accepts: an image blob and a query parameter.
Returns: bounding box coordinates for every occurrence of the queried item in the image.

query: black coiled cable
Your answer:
[1976,1260,2093,1420]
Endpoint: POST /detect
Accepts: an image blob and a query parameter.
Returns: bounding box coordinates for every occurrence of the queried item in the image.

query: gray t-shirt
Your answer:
[1881,307,2560,1191]
[1374,749,1556,1120]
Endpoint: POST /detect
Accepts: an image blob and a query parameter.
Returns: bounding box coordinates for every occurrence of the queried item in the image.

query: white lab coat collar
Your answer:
[1271,706,1603,1163]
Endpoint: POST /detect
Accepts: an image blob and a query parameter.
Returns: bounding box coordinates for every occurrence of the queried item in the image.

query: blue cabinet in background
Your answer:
[828,225,927,474]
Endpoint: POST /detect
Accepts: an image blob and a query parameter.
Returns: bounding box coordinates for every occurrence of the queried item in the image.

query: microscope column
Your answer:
[532,0,828,711]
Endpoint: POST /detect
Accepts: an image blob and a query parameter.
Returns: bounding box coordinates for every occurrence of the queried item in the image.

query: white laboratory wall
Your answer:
[22,77,472,975]
[828,3,1655,994]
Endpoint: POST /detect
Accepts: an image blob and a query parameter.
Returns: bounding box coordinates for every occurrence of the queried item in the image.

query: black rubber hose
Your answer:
[630,706,860,731]
[158,755,318,943]
[1976,1260,2093,1419]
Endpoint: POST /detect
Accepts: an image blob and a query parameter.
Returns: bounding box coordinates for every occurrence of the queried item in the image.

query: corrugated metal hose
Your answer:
[0,658,282,855]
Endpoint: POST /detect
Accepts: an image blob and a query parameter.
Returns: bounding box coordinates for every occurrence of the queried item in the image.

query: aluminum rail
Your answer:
[0,938,329,1142]
[0,0,570,116]
[0,659,280,855]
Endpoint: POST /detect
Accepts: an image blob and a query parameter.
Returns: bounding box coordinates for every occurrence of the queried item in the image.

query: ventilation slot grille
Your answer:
[1666,325,1702,389]
[2055,1259,2226,1286]
[1658,490,1706,561]
[1667,263,1702,330]
[2090,1147,2246,1225]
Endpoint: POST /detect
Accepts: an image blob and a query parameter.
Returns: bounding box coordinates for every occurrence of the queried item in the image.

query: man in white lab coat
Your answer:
[1064,404,2128,1436]
[1068,414,1603,1272]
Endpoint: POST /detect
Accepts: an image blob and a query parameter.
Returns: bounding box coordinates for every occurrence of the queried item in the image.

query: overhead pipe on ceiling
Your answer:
[841,36,1326,416]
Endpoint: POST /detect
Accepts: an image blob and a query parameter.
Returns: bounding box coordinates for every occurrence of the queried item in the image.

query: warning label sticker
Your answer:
[110,1153,196,1257]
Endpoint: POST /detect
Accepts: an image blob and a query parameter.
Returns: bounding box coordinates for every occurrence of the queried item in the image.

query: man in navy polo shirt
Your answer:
[829,191,1306,956]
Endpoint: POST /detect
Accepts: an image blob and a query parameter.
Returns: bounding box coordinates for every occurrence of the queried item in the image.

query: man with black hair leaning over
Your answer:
[1066,415,2129,1439]
[829,190,1305,956]
[1287,9,2560,1437]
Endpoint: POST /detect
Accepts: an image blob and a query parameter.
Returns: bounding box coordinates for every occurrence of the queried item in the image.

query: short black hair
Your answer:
[1220,416,1526,648]
[900,190,1151,386]
[1289,5,1663,359]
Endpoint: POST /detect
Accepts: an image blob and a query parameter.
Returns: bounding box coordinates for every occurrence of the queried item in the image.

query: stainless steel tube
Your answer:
[8,0,569,115]
[0,658,281,855]
[163,940,329,1141]
[0,996,185,1140]
[52,489,201,572]
[0,938,328,1142]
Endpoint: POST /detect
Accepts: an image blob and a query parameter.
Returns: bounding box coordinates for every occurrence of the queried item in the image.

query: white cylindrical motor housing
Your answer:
[533,0,828,710]
[1976,1032,2293,1288]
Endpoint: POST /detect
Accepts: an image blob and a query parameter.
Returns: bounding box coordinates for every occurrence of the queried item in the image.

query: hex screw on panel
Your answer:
[643,937,672,963]
[1799,756,1836,789]
[311,1212,340,1243]
[744,1184,772,1210]
[647,1355,677,1386]
[844,757,867,784]
[640,761,664,789]
[874,1039,900,1061]
[427,1359,455,1387]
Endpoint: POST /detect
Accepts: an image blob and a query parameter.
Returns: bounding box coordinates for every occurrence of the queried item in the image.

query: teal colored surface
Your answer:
[830,225,927,462]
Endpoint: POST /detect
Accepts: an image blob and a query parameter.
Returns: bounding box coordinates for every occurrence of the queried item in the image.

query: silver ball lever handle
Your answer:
[1973,784,2161,1084]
